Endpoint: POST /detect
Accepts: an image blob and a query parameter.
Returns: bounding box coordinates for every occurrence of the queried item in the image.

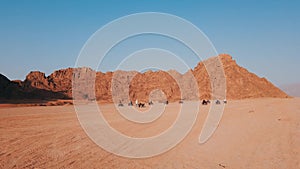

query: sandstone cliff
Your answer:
[0,54,289,103]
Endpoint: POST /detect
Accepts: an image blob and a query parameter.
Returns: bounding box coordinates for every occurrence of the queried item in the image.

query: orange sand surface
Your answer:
[0,98,299,168]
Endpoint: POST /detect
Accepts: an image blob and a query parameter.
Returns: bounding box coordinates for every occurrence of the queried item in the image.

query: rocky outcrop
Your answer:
[128,70,181,102]
[219,54,289,99]
[0,74,24,99]
[0,54,290,103]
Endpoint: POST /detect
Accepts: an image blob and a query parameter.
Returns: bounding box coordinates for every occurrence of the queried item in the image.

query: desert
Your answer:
[1,54,299,168]
[0,98,299,168]
[1,1,299,168]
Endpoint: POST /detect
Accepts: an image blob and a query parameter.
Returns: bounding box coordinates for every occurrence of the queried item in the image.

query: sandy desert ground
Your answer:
[0,98,299,169]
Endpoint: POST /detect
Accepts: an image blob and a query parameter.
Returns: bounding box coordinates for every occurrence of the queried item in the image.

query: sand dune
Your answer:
[0,98,299,168]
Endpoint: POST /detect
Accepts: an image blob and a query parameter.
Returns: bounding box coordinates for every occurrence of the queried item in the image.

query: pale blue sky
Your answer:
[0,0,299,86]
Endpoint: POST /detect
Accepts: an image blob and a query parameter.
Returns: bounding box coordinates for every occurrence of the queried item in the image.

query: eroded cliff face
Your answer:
[0,54,289,102]
[218,54,288,99]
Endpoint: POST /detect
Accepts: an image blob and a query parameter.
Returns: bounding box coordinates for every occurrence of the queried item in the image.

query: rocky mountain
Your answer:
[0,74,24,99]
[219,54,289,99]
[0,54,290,103]
[0,72,67,101]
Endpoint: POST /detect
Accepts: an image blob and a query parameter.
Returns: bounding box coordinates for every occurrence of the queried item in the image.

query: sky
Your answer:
[0,0,299,86]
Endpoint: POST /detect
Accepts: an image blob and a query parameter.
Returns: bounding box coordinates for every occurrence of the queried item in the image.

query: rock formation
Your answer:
[0,54,290,103]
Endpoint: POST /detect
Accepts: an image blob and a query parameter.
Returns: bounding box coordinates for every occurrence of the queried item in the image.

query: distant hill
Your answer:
[0,72,68,102]
[0,54,290,103]
[280,83,300,97]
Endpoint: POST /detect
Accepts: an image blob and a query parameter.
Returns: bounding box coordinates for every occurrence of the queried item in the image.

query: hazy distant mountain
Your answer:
[0,54,290,103]
[280,83,300,97]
